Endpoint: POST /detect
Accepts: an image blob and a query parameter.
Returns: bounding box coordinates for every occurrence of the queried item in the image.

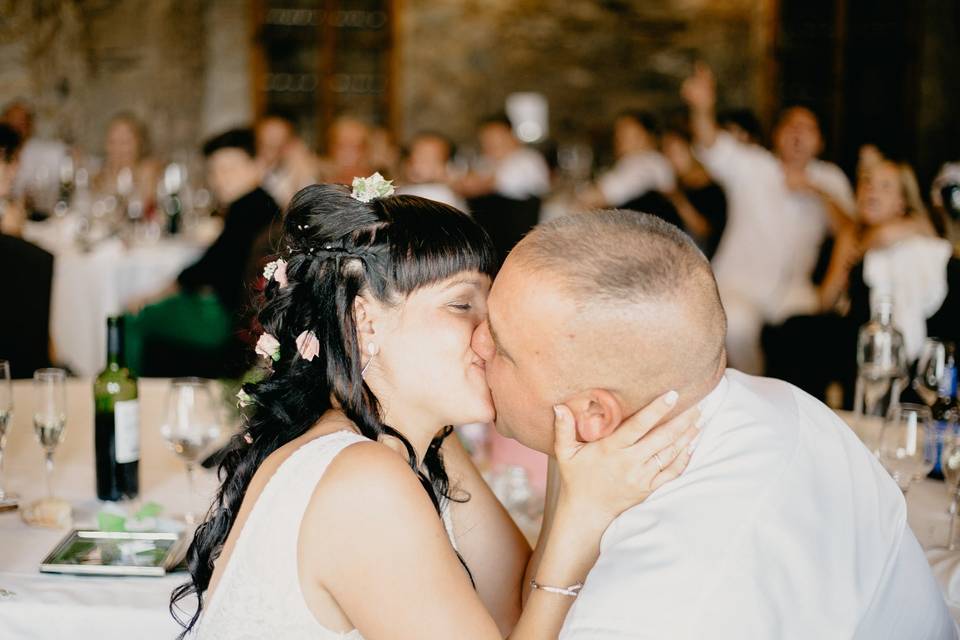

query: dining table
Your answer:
[0,377,225,639]
[22,217,218,377]
[0,379,958,638]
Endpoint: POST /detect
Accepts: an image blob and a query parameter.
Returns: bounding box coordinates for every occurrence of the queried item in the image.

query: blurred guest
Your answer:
[661,121,727,259]
[1,99,69,210]
[578,110,674,209]
[396,131,466,210]
[0,125,54,377]
[255,114,320,208]
[123,128,279,375]
[717,108,764,146]
[857,143,885,182]
[369,125,400,178]
[93,112,161,210]
[929,159,959,245]
[453,114,549,263]
[682,63,854,374]
[255,114,296,203]
[455,114,550,201]
[319,116,372,184]
[0,124,26,236]
[764,160,952,404]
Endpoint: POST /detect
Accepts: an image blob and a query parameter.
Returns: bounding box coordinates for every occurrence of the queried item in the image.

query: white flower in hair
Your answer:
[351,172,395,203]
[236,389,254,408]
[263,258,288,288]
[263,260,279,280]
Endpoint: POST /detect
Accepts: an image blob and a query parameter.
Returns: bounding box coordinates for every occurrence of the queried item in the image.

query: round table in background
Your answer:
[22,220,213,377]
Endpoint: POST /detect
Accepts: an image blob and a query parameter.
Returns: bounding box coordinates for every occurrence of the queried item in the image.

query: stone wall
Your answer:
[0,0,251,158]
[1,1,769,159]
[397,0,773,149]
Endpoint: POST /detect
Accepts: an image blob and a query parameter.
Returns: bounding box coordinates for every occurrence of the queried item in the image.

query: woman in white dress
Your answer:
[171,180,698,639]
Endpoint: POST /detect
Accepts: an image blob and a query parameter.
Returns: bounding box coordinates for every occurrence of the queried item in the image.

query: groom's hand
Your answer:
[553,391,701,522]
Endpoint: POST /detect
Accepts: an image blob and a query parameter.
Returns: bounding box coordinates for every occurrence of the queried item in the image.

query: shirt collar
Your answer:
[696,370,730,429]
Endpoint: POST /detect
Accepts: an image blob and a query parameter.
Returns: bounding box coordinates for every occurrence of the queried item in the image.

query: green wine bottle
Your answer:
[93,316,140,501]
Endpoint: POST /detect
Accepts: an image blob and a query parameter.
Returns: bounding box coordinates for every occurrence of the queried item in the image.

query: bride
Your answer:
[171,178,698,639]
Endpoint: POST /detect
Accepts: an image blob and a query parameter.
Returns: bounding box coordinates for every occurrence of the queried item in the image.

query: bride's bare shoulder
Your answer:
[303,434,440,528]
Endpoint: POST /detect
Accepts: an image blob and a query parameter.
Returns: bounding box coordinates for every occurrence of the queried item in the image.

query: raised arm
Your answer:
[310,439,586,640]
[681,62,719,149]
[442,433,531,634]
[311,393,699,640]
[523,395,701,606]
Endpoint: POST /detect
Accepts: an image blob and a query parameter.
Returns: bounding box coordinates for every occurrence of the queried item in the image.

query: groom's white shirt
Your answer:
[560,369,956,639]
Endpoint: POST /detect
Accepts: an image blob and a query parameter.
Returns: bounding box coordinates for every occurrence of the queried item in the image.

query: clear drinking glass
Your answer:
[942,437,960,549]
[878,403,937,492]
[0,360,16,502]
[160,378,220,524]
[32,368,67,498]
[914,338,948,407]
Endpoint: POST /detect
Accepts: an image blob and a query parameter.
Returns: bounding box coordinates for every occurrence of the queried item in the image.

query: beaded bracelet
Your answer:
[530,578,584,597]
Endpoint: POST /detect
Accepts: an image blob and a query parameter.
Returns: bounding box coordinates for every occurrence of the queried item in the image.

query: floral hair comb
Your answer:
[351,172,395,203]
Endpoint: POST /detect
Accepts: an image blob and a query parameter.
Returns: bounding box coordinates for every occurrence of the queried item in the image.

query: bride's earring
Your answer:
[361,342,379,377]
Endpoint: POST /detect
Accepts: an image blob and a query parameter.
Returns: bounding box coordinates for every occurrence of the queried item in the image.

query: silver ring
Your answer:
[653,452,664,472]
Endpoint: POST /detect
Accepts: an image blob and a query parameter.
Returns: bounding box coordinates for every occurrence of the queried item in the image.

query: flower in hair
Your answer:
[255,332,281,361]
[263,258,288,288]
[351,172,395,203]
[296,330,321,361]
[236,389,254,408]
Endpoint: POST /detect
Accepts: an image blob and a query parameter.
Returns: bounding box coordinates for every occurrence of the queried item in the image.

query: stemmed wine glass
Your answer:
[0,360,17,505]
[32,368,67,498]
[914,338,947,407]
[941,437,960,550]
[878,403,938,493]
[160,378,220,525]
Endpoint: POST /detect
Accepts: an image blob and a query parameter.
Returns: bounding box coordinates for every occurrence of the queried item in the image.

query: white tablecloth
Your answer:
[23,221,208,377]
[0,378,225,639]
[0,386,958,638]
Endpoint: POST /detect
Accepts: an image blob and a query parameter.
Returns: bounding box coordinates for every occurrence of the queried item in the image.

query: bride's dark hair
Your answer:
[171,184,496,634]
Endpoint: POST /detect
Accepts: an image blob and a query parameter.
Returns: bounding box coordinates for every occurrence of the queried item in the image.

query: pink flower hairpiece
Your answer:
[255,332,281,361]
[296,330,320,361]
[263,258,288,288]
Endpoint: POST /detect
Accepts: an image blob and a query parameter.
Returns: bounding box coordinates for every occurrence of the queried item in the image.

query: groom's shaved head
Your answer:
[515,210,725,401]
[477,210,727,452]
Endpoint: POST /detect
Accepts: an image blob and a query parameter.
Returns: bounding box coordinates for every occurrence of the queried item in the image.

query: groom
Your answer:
[472,210,955,639]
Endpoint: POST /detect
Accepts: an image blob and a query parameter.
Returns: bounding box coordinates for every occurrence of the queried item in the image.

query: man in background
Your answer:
[682,63,855,374]
[124,128,279,375]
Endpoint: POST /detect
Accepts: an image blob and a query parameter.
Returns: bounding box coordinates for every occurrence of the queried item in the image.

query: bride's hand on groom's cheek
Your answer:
[553,391,701,523]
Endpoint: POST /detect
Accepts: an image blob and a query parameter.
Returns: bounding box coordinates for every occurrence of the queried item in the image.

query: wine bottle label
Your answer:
[114,399,140,464]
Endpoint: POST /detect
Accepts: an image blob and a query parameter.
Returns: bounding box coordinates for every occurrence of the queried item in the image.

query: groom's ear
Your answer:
[566,389,624,443]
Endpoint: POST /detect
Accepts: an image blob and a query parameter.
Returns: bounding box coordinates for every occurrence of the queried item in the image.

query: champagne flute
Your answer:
[0,360,17,504]
[160,378,220,525]
[878,403,937,492]
[32,368,67,498]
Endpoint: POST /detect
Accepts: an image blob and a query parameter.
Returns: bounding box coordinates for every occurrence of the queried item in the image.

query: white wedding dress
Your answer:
[196,430,458,639]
